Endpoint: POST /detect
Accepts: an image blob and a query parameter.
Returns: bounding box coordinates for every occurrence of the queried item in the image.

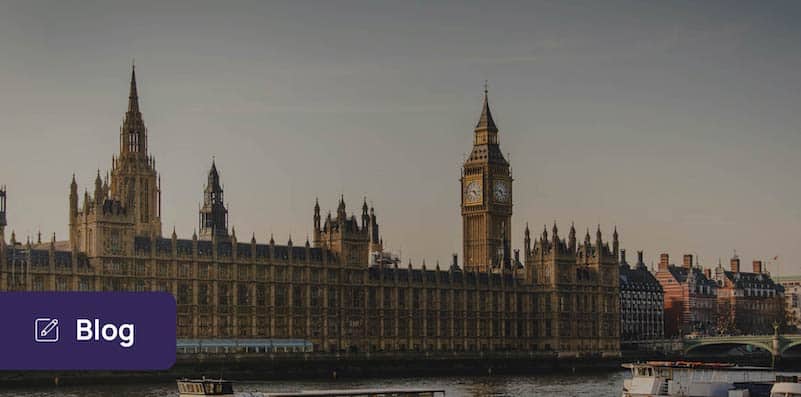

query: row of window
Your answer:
[174,314,617,340]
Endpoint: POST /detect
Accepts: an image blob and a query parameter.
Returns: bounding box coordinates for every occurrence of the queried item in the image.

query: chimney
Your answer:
[452,253,458,269]
[704,268,712,279]
[683,254,693,269]
[636,250,646,269]
[620,249,628,267]
[658,253,669,272]
[730,256,740,273]
[513,249,520,264]
[753,260,763,274]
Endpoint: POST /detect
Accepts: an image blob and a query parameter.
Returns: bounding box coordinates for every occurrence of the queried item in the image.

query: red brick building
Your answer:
[654,254,717,337]
[712,255,784,335]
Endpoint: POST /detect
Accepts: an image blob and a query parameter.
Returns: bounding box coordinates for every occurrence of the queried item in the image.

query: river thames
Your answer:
[0,371,628,396]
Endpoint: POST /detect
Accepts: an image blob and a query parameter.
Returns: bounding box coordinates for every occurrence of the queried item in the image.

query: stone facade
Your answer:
[522,222,621,353]
[461,88,512,273]
[0,67,620,356]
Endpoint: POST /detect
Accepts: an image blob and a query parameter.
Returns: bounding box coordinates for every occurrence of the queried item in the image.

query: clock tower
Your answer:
[461,87,512,272]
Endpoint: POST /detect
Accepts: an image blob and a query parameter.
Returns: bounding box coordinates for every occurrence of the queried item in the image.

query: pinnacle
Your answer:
[474,86,498,133]
[128,64,139,113]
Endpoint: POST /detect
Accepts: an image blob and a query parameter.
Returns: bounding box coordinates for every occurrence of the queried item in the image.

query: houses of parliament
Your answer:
[0,67,620,356]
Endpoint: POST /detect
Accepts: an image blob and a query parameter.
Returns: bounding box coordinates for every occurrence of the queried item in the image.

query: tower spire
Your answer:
[128,63,139,113]
[199,159,228,240]
[120,63,147,155]
[474,83,498,134]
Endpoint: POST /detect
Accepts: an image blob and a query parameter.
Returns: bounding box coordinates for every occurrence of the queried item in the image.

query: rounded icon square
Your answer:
[35,318,59,343]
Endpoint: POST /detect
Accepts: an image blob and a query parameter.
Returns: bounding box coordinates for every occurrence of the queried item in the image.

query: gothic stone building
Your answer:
[0,68,620,356]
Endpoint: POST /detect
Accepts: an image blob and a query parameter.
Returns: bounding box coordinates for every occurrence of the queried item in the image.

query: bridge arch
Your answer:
[684,339,774,356]
[780,340,801,356]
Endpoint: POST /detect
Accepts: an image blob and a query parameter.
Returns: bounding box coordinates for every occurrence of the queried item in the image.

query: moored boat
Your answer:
[770,375,801,397]
[264,389,446,397]
[177,377,235,396]
[622,361,777,397]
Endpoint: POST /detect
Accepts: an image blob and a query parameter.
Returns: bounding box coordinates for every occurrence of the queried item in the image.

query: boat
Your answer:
[177,377,235,396]
[263,388,446,397]
[770,375,801,397]
[622,361,778,397]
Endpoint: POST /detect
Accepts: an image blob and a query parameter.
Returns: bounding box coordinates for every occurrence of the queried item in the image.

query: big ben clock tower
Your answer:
[461,87,512,272]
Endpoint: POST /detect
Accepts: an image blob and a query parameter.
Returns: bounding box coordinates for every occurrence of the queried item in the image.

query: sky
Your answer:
[0,1,800,274]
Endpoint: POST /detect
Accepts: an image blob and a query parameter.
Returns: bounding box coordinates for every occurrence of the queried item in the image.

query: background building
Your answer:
[655,254,717,337]
[711,255,784,335]
[776,275,801,332]
[654,252,785,337]
[619,250,664,342]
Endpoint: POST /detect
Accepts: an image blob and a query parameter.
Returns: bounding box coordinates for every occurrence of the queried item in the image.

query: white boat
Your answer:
[770,376,801,397]
[264,389,446,397]
[622,361,777,397]
[177,377,235,396]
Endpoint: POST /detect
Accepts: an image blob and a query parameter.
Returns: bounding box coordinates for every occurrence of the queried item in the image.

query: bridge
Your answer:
[683,333,801,358]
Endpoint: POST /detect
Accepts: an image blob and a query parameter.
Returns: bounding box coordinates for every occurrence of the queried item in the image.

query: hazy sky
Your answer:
[1,1,800,273]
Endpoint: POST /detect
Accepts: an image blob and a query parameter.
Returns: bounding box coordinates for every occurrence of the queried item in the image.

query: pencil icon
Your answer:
[40,319,58,337]
[35,318,60,342]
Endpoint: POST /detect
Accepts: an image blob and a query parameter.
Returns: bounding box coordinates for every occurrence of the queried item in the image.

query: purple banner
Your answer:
[0,292,176,370]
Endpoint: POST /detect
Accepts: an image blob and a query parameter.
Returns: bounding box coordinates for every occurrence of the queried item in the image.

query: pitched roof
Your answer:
[723,270,783,291]
[474,89,498,133]
[620,265,663,292]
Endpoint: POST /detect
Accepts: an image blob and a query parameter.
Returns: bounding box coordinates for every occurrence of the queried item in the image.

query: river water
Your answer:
[0,371,629,397]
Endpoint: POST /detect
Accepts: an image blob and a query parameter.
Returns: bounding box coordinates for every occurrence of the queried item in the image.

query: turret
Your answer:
[120,64,147,156]
[67,174,78,218]
[83,189,90,213]
[313,198,321,243]
[198,159,229,240]
[612,226,619,258]
[94,170,103,205]
[313,198,321,228]
[369,206,378,240]
[0,185,7,250]
[316,196,383,265]
[595,225,602,247]
[620,249,629,269]
[103,172,110,196]
[636,250,646,270]
[361,197,369,230]
[109,64,161,237]
[337,194,346,221]
[523,223,531,254]
[568,222,576,253]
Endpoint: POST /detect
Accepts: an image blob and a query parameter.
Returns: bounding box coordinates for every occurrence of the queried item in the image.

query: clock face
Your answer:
[464,180,482,204]
[494,180,509,202]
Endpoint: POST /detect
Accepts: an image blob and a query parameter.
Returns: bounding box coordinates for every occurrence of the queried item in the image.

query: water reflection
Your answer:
[0,372,628,397]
